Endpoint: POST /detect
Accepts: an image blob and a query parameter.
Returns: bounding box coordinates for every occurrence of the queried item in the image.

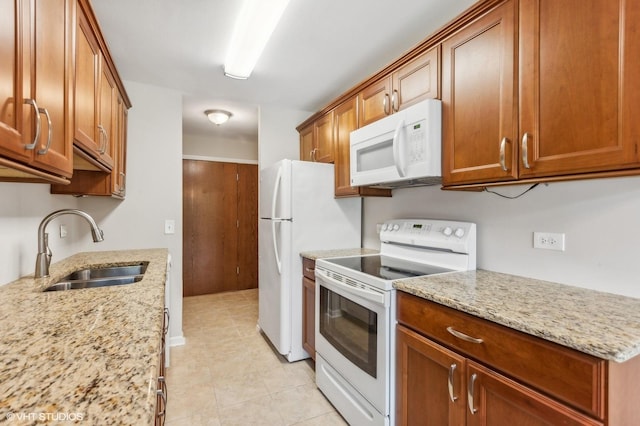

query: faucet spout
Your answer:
[35,209,104,278]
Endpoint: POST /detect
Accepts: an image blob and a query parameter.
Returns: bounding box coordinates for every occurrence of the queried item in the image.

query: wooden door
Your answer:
[358,76,392,126]
[314,110,334,163]
[183,160,258,296]
[74,3,100,154]
[396,325,466,426]
[392,46,440,111]
[299,123,314,161]
[28,0,73,178]
[518,0,640,178]
[441,0,518,186]
[236,163,258,290]
[0,0,31,163]
[466,361,603,426]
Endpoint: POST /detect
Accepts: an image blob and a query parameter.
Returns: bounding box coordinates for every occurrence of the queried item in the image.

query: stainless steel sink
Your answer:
[45,276,143,291]
[44,262,148,292]
[59,262,148,281]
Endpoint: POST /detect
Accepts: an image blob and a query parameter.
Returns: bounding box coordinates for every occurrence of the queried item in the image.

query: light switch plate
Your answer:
[164,219,175,235]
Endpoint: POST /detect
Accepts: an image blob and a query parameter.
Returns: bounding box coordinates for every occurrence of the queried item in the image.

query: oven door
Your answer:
[315,268,391,415]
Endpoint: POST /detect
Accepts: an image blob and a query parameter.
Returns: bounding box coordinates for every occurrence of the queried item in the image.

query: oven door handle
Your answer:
[316,269,387,306]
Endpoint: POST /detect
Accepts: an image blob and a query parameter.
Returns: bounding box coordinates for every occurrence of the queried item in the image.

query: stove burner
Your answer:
[325,255,453,281]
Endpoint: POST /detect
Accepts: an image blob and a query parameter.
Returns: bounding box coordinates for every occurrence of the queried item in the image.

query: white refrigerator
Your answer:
[259,159,361,362]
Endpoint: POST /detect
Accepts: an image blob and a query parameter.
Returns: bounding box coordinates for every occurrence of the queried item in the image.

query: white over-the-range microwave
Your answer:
[350,98,441,188]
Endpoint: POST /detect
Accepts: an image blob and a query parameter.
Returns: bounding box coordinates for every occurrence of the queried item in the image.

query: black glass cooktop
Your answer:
[325,255,454,281]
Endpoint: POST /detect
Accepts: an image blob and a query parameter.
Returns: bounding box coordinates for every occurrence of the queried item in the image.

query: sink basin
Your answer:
[59,262,148,281]
[45,276,143,292]
[44,262,148,292]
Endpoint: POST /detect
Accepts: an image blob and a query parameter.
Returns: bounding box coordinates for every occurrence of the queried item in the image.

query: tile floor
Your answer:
[165,289,347,425]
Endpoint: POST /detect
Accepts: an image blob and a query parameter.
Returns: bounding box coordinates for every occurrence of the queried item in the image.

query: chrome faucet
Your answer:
[35,209,104,278]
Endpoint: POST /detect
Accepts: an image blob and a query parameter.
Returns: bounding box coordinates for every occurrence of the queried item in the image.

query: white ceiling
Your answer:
[90,0,477,143]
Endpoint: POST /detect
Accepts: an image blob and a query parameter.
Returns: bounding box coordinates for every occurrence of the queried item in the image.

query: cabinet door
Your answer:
[392,46,440,111]
[359,76,392,127]
[97,62,115,168]
[518,0,640,178]
[299,123,314,161]
[396,325,466,426]
[74,4,100,154]
[0,0,31,163]
[466,361,603,426]
[302,276,315,360]
[334,97,360,197]
[314,110,334,163]
[29,0,73,177]
[442,0,518,186]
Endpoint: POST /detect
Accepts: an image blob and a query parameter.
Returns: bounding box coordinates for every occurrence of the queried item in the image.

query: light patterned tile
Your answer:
[271,383,335,425]
[291,412,348,426]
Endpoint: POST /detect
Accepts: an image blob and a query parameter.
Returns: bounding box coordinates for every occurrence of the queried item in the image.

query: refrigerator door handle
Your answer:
[272,220,282,274]
[271,166,283,219]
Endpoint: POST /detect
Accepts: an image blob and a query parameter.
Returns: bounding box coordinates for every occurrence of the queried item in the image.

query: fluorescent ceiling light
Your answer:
[224,0,291,80]
[205,110,232,125]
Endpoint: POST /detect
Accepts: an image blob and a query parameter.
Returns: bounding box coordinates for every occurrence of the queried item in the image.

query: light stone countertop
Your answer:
[394,269,640,363]
[0,248,168,425]
[300,248,378,260]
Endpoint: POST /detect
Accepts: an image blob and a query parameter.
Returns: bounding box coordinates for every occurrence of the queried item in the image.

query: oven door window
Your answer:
[319,285,377,378]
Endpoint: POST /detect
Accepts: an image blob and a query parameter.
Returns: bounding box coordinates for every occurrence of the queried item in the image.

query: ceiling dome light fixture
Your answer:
[205,109,232,126]
[224,0,291,80]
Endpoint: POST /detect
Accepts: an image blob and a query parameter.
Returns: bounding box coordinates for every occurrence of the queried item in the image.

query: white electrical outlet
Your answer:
[533,232,565,251]
[60,224,68,238]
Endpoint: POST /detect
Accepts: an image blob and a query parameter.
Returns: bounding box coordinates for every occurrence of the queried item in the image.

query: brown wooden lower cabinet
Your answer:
[182,160,258,296]
[396,291,640,425]
[302,257,316,360]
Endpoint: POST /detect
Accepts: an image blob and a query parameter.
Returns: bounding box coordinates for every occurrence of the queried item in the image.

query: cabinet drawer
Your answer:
[302,257,316,281]
[397,292,606,419]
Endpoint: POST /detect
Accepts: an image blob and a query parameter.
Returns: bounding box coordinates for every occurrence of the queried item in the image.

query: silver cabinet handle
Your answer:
[448,363,458,402]
[522,132,531,169]
[97,125,107,154]
[468,373,478,414]
[36,107,53,155]
[383,93,391,115]
[392,89,399,112]
[23,99,41,150]
[156,387,167,417]
[446,326,484,344]
[304,267,314,273]
[499,137,509,171]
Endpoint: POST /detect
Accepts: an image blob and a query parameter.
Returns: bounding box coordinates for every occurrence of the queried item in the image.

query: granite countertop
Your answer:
[394,269,640,363]
[300,247,378,260]
[0,248,168,425]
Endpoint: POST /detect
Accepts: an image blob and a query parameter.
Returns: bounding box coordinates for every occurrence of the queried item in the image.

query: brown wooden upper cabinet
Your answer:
[0,0,74,183]
[298,110,335,163]
[442,0,640,188]
[74,0,114,171]
[359,46,440,127]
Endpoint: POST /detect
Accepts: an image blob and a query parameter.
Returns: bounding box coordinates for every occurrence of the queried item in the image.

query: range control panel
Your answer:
[380,219,476,254]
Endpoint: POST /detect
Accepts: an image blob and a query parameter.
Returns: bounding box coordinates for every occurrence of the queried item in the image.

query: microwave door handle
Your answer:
[392,119,407,177]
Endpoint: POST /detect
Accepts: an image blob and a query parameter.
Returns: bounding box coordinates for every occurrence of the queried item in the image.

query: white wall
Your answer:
[183,133,258,162]
[0,184,86,285]
[258,105,312,169]
[363,175,640,298]
[75,81,185,345]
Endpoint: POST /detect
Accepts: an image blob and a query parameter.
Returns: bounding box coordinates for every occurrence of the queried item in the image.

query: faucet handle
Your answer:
[44,232,52,266]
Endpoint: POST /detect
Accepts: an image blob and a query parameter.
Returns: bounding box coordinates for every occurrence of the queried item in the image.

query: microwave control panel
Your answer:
[407,119,426,163]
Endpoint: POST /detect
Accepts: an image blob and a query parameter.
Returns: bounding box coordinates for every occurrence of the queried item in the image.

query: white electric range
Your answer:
[314,218,476,426]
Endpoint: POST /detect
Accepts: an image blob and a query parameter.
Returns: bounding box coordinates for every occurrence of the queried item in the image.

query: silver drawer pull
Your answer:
[446,326,483,344]
[468,373,478,414]
[447,363,458,402]
[304,267,314,273]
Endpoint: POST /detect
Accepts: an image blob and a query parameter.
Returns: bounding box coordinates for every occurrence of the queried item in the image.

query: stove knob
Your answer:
[381,223,388,231]
[454,227,465,238]
[443,226,453,237]
[392,224,400,231]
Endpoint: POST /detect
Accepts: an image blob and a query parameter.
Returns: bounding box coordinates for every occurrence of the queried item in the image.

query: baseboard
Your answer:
[170,335,186,347]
